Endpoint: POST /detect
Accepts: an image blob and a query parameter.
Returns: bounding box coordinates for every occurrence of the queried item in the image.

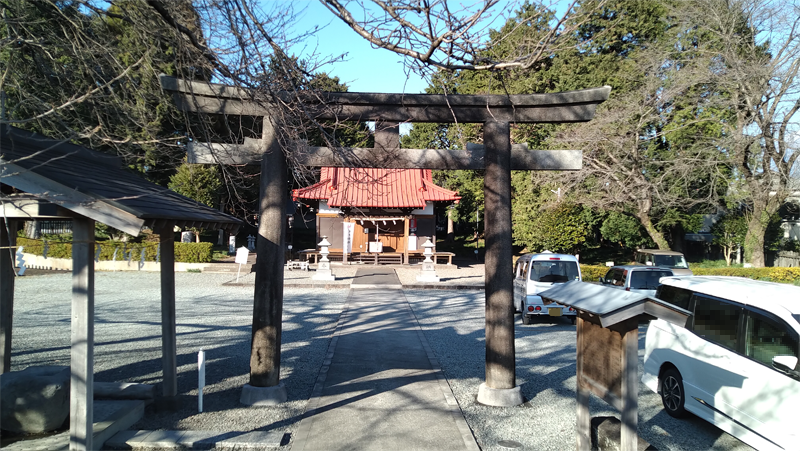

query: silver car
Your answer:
[599,265,674,297]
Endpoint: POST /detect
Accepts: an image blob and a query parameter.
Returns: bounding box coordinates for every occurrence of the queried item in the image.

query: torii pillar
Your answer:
[481,120,517,402]
[159,75,610,407]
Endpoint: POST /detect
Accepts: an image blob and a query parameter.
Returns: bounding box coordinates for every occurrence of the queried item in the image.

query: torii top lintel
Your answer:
[159,75,611,124]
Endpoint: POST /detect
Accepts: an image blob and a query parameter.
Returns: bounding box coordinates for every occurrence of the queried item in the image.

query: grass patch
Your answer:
[212,247,232,262]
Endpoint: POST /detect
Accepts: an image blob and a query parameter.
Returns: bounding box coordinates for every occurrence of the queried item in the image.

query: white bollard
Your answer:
[198,350,206,412]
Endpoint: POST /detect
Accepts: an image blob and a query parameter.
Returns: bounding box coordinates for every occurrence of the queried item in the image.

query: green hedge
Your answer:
[174,242,213,263]
[16,238,213,263]
[581,265,609,282]
[578,263,800,284]
[691,266,800,283]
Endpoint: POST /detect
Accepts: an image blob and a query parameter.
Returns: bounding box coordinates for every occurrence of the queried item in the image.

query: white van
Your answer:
[642,276,800,451]
[513,252,581,324]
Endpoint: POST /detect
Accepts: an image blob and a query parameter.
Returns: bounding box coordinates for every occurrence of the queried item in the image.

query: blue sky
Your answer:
[287,1,521,94]
[288,1,430,94]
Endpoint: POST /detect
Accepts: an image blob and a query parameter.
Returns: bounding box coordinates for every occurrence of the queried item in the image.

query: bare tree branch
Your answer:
[321,0,601,73]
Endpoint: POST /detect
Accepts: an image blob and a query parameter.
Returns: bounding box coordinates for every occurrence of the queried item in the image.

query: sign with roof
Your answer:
[539,281,691,451]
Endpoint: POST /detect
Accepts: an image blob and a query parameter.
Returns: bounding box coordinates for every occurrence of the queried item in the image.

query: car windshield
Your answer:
[530,261,580,283]
[653,255,689,268]
[630,271,672,290]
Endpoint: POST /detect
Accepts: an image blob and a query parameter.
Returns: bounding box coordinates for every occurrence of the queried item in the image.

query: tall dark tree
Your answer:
[0,0,210,184]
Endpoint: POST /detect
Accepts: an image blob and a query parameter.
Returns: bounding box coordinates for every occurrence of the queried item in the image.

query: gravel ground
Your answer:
[403,289,754,451]
[8,269,753,450]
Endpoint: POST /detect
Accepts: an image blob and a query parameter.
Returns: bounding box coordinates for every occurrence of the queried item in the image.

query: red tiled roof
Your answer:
[292,168,460,208]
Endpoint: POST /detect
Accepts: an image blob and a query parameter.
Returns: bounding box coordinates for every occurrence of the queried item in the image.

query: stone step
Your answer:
[201,263,254,273]
[104,430,284,449]
[1,400,144,451]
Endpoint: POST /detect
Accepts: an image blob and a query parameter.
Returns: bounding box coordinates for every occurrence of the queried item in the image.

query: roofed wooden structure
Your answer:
[1,126,239,235]
[293,167,460,208]
[292,167,460,263]
[0,125,241,450]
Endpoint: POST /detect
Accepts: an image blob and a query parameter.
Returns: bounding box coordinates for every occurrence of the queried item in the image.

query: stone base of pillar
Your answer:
[417,260,439,282]
[416,271,440,282]
[476,382,523,407]
[312,272,336,281]
[240,382,288,406]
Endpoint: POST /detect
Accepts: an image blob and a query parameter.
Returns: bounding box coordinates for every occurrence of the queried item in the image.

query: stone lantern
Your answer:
[416,238,439,282]
[313,236,335,281]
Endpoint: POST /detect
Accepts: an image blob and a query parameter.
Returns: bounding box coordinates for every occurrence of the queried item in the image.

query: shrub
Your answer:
[174,242,213,263]
[581,265,609,282]
[691,267,800,284]
[15,238,212,263]
[580,263,800,284]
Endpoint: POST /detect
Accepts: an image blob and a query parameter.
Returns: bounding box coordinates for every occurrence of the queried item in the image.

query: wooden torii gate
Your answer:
[160,75,609,406]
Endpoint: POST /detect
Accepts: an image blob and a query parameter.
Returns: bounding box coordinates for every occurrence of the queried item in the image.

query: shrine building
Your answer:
[292,167,460,264]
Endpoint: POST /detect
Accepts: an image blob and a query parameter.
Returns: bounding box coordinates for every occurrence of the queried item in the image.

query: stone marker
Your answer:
[0,366,70,433]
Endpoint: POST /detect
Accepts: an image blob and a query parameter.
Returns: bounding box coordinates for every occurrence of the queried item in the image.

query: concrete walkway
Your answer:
[291,268,479,451]
[350,266,404,288]
[97,267,478,450]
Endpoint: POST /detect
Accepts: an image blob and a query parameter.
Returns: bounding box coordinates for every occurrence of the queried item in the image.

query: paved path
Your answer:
[349,266,403,288]
[291,269,478,451]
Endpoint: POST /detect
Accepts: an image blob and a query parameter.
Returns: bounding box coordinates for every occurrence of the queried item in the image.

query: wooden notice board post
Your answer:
[540,282,691,451]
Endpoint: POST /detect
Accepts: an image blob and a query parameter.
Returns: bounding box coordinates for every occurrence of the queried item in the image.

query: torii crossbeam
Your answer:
[160,74,609,406]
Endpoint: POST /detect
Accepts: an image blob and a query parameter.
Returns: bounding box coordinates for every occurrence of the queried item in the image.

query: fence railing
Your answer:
[774,251,800,268]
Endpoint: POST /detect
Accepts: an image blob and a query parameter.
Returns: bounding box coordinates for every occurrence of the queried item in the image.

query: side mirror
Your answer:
[773,355,799,372]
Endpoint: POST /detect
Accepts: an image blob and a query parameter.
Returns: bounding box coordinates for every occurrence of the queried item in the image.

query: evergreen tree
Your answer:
[0,0,209,185]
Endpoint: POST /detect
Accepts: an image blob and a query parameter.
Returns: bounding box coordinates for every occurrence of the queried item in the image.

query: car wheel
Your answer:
[569,316,576,325]
[660,367,687,418]
[522,314,532,325]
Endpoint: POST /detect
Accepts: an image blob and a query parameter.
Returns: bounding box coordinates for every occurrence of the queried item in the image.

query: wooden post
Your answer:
[250,117,286,387]
[0,220,17,373]
[159,222,177,399]
[70,217,94,451]
[621,328,639,451]
[483,120,516,391]
[403,217,409,265]
[343,219,348,265]
[576,316,591,450]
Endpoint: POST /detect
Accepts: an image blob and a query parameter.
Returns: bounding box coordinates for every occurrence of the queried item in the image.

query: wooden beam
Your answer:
[403,217,409,265]
[188,139,581,170]
[576,318,591,451]
[1,196,76,219]
[160,75,610,124]
[1,220,17,374]
[160,222,178,400]
[172,93,605,123]
[159,73,252,99]
[374,121,400,150]
[621,328,640,451]
[1,161,145,235]
[70,217,94,451]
